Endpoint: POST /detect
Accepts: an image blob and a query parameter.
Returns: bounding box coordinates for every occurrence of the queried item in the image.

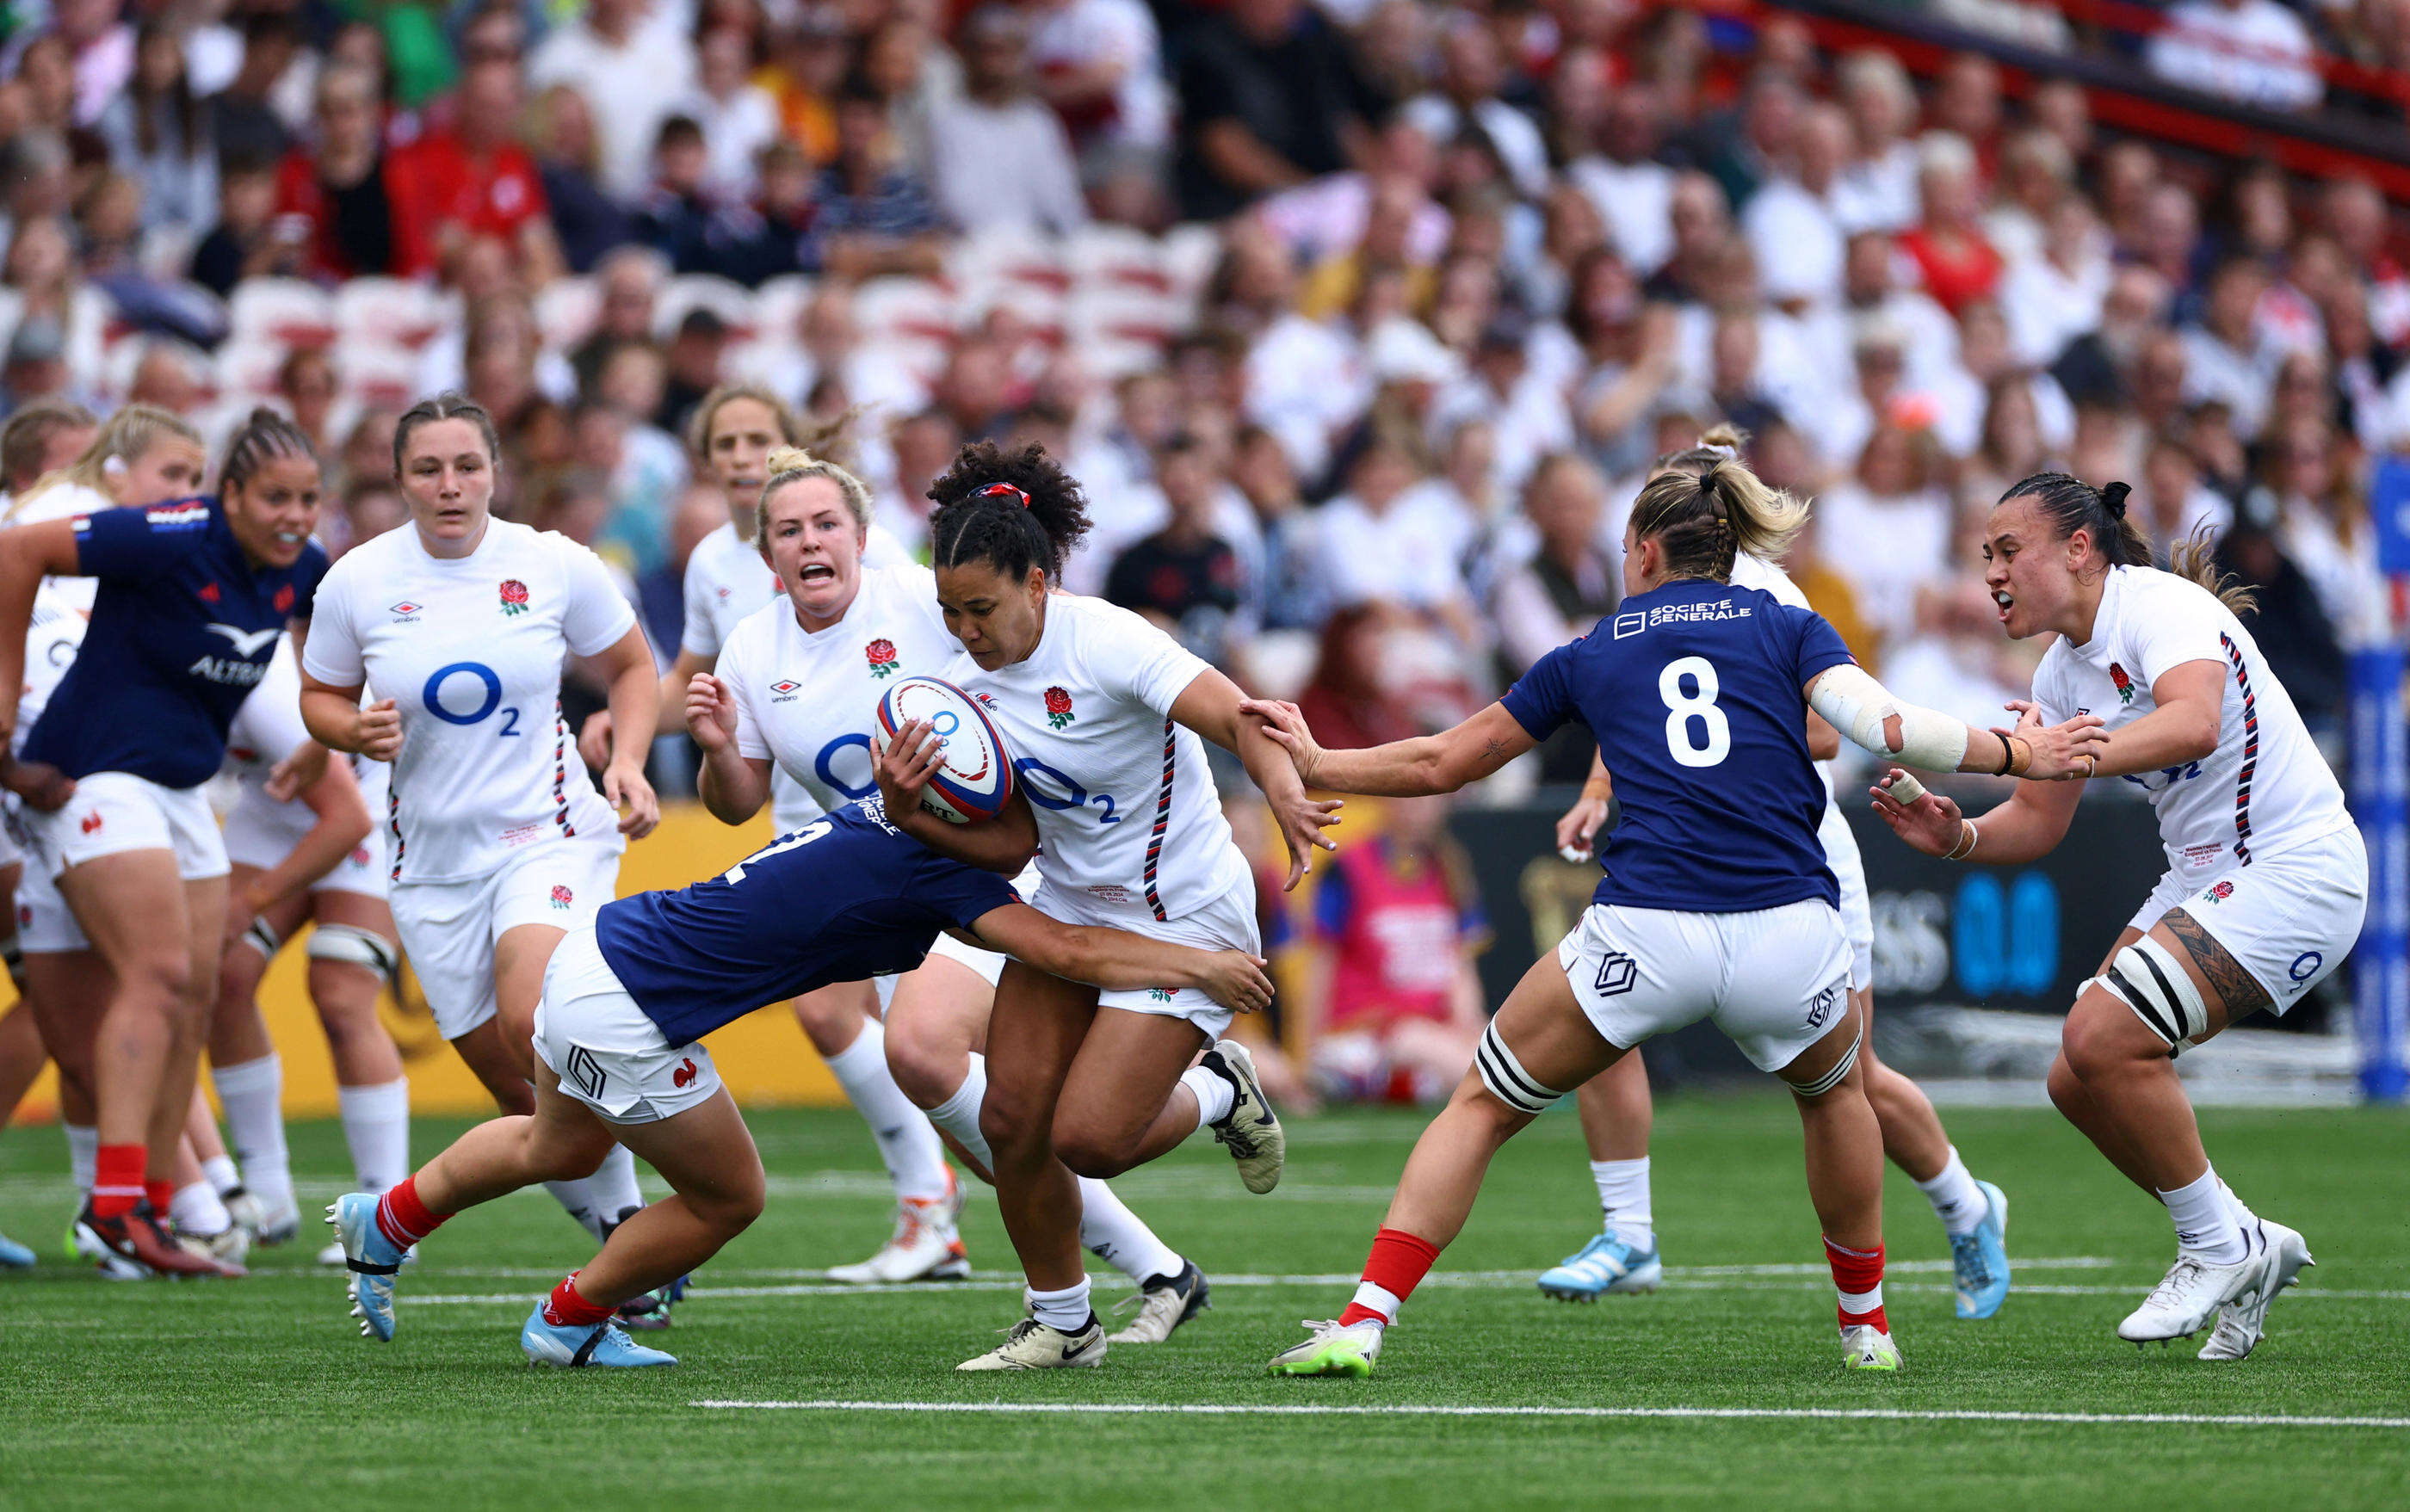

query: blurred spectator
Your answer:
[1296,602,1423,750]
[2147,0,2324,111]
[1568,80,1675,276]
[815,78,944,280]
[760,3,853,168]
[2182,256,2281,438]
[1819,423,1954,655]
[1174,0,1378,221]
[277,347,342,459]
[529,0,696,202]
[1,316,71,417]
[1882,579,2030,732]
[386,57,560,284]
[680,27,780,201]
[1,0,133,127]
[1488,453,1616,676]
[0,397,98,494]
[1897,133,2003,318]
[571,246,666,396]
[632,116,722,274]
[1300,794,1489,1107]
[1104,432,1252,672]
[528,83,631,275]
[3,216,103,391]
[929,7,1087,235]
[1402,15,1548,199]
[877,406,961,551]
[2136,433,2234,559]
[125,336,207,417]
[1316,427,1482,645]
[1743,101,1851,312]
[1231,421,1328,631]
[273,64,395,281]
[96,22,214,233]
[658,309,731,437]
[1834,49,1919,234]
[207,13,302,170]
[1024,0,1171,186]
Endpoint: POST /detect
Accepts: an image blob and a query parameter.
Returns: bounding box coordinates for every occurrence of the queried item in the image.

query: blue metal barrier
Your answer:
[2350,645,2407,1102]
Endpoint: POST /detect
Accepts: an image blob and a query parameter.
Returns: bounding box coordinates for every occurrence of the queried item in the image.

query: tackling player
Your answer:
[299,392,664,1272]
[326,786,1271,1368]
[1245,452,2104,1377]
[0,407,325,1279]
[1873,472,2364,1360]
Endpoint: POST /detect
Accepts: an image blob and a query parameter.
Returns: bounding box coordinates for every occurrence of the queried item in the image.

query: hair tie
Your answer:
[973,481,1032,509]
[2099,480,2132,520]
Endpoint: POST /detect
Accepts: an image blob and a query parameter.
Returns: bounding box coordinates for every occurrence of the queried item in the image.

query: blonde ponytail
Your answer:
[757,442,875,545]
[1627,451,1809,582]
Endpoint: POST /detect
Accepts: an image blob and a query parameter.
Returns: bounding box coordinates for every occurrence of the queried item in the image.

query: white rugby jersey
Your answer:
[2031,565,2351,886]
[943,592,1247,925]
[9,481,107,614]
[678,518,916,659]
[303,519,636,884]
[1731,552,1842,803]
[720,562,960,816]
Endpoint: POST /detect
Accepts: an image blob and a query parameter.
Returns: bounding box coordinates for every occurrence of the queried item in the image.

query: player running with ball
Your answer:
[1872,473,2364,1361]
[1245,453,2104,1377]
[326,780,1270,1368]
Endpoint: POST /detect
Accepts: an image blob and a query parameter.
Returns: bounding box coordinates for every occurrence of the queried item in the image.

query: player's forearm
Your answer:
[300,690,366,753]
[1309,737,1455,797]
[695,746,766,824]
[887,795,1033,873]
[1034,926,1212,993]
[0,552,41,751]
[1963,789,2071,865]
[2085,700,2221,777]
[244,816,370,913]
[603,657,660,765]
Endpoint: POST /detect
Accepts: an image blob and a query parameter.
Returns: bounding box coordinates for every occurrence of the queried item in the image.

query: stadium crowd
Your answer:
[0,0,2398,799]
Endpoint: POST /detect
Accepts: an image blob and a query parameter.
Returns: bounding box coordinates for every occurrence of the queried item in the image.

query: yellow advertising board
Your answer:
[4,804,844,1125]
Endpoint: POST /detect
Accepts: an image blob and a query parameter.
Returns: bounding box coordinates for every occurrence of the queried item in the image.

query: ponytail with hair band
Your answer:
[972,481,1032,509]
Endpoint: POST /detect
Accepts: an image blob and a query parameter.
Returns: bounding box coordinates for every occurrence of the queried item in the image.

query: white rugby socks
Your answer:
[1179,1064,1234,1131]
[590,1142,645,1227]
[64,1122,96,1194]
[337,1078,411,1194]
[201,1155,242,1198]
[2161,1164,2246,1265]
[211,1055,294,1213]
[1914,1146,1988,1237]
[170,1180,232,1237]
[824,1017,953,1204]
[925,1053,1184,1284]
[1026,1277,1092,1331]
[1590,1157,1654,1246]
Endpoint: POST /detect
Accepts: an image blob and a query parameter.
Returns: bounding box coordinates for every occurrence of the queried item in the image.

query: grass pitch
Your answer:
[2,1093,2406,1509]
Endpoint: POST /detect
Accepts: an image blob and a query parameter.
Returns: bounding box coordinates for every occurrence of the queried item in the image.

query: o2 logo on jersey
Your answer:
[422,662,520,737]
[1015,756,1120,825]
[1592,950,1636,997]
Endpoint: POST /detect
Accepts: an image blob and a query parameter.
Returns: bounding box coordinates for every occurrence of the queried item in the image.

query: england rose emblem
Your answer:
[866,639,899,678]
[500,579,530,616]
[2108,662,2134,704]
[550,884,573,909]
[1044,685,1074,729]
[2209,880,2234,902]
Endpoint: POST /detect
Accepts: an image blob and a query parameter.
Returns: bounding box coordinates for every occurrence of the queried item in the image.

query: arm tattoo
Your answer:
[2161,909,2273,1016]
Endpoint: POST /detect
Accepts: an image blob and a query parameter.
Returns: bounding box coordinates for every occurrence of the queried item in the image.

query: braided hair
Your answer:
[219,405,317,496]
[392,391,499,476]
[1626,441,1808,583]
[926,441,1091,585]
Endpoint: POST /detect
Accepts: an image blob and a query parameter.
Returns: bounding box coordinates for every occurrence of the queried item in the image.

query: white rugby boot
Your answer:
[2200,1219,2314,1361]
[827,1175,970,1284]
[955,1314,1106,1371]
[1841,1324,1902,1371]
[1269,1318,1383,1378]
[2117,1249,2261,1345]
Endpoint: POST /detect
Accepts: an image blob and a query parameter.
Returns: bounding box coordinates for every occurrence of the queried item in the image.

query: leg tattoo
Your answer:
[2161,910,2272,1018]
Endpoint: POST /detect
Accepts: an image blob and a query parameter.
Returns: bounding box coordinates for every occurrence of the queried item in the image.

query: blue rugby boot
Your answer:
[1537,1230,1662,1301]
[1950,1180,2011,1320]
[520,1304,677,1367]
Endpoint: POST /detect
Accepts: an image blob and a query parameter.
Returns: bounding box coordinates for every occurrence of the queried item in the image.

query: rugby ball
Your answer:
[874,675,1016,824]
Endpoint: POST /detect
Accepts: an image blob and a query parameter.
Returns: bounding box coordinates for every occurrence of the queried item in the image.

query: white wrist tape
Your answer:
[1809,664,1969,772]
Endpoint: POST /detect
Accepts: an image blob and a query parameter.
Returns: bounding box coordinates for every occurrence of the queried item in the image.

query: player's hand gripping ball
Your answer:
[874,676,1017,824]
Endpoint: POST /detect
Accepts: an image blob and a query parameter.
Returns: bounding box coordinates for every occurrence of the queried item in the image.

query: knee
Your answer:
[1050,1115,1138,1181]
[2045,1052,2086,1114]
[883,1017,956,1109]
[692,1174,766,1235]
[790,994,862,1055]
[978,1085,1047,1164]
[532,1134,609,1184]
[2061,1009,2152,1086]
[122,951,195,1011]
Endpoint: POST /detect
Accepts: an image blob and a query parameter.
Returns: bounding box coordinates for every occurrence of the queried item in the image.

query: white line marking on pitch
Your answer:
[688,1401,2410,1430]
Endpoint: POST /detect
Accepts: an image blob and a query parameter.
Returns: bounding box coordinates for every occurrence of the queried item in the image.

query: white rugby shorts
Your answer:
[391,830,624,1040]
[28,771,228,883]
[1029,868,1262,1041]
[13,836,87,953]
[222,787,388,898]
[1820,800,1875,993]
[2128,825,2368,1017]
[1558,897,1854,1075]
[534,924,722,1125]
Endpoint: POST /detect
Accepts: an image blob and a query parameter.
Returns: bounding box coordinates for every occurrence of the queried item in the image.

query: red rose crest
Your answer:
[2108,662,2134,704]
[865,639,899,678]
[500,578,530,616]
[1044,685,1075,730]
[549,884,573,909]
[2209,880,2234,902]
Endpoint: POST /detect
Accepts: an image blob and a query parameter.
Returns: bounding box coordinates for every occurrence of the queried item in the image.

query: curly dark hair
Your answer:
[926,441,1092,585]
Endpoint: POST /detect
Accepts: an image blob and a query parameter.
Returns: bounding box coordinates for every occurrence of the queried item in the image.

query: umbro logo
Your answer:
[770,679,801,702]
[389,601,423,619]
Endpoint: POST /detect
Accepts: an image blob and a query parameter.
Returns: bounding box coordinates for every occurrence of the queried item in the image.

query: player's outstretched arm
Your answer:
[1172,668,1342,891]
[965,904,1274,1014]
[872,719,1041,873]
[1804,665,2108,781]
[590,624,661,838]
[1554,751,1613,863]
[0,519,85,809]
[234,758,374,934]
[1240,697,1536,798]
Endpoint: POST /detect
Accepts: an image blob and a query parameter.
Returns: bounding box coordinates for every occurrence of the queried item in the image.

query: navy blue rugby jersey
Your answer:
[594,797,1017,1045]
[23,498,325,789]
[1501,577,1856,913]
